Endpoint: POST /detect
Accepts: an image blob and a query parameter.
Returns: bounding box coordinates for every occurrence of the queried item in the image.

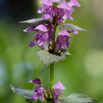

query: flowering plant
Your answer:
[10,0,98,103]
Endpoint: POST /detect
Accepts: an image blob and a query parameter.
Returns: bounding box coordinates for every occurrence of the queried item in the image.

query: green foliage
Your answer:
[19,18,49,25]
[59,24,88,32]
[10,85,34,99]
[60,93,98,103]
[35,50,71,66]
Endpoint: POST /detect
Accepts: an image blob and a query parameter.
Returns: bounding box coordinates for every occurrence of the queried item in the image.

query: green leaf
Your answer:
[59,24,88,32]
[19,18,50,25]
[35,50,71,66]
[10,85,34,99]
[26,99,36,103]
[60,93,98,103]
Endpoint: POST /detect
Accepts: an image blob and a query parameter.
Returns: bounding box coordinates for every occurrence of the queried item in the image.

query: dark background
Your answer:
[0,0,103,103]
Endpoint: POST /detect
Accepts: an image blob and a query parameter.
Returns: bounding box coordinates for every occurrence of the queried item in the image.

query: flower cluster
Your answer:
[38,0,80,23]
[24,0,80,53]
[30,78,65,102]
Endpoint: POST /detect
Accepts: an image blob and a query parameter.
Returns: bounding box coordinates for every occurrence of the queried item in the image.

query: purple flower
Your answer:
[38,0,58,23]
[38,0,80,23]
[52,81,65,102]
[57,1,74,21]
[55,30,71,52]
[29,24,50,50]
[23,0,81,52]
[23,26,38,33]
[30,78,45,102]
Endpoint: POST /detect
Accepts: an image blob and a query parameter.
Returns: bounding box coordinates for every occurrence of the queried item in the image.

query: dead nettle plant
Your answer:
[10,0,98,103]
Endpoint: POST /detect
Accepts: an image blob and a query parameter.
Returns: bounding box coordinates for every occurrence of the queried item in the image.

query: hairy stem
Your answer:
[50,17,57,103]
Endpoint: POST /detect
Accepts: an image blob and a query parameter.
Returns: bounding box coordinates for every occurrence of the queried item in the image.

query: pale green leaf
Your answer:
[35,50,69,66]
[10,85,34,99]
[19,18,49,25]
[60,93,98,103]
[59,24,88,32]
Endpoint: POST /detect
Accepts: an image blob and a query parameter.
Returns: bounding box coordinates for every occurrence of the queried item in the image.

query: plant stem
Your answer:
[50,63,54,92]
[50,63,54,103]
[50,17,57,103]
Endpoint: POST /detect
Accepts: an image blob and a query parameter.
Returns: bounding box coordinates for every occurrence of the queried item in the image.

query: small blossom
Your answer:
[57,1,74,21]
[28,24,50,50]
[34,32,48,50]
[30,78,45,102]
[53,81,65,102]
[55,30,71,52]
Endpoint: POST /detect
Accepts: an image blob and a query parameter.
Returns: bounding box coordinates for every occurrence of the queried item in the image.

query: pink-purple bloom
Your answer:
[23,0,80,52]
[30,78,45,102]
[28,24,50,50]
[55,30,71,52]
[30,78,65,102]
[53,81,65,102]
[38,0,80,23]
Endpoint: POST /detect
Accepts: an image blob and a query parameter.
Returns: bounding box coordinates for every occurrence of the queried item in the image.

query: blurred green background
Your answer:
[0,0,103,103]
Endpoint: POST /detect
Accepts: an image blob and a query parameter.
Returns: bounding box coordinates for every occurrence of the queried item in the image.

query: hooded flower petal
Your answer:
[55,30,71,51]
[23,26,36,33]
[68,0,81,7]
[35,24,48,32]
[53,81,65,90]
[29,78,41,85]
[57,1,70,10]
[53,81,65,102]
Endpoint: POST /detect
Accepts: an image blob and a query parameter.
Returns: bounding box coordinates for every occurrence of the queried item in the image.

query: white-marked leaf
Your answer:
[60,93,98,103]
[59,24,88,32]
[10,85,34,99]
[19,18,49,25]
[35,50,68,66]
